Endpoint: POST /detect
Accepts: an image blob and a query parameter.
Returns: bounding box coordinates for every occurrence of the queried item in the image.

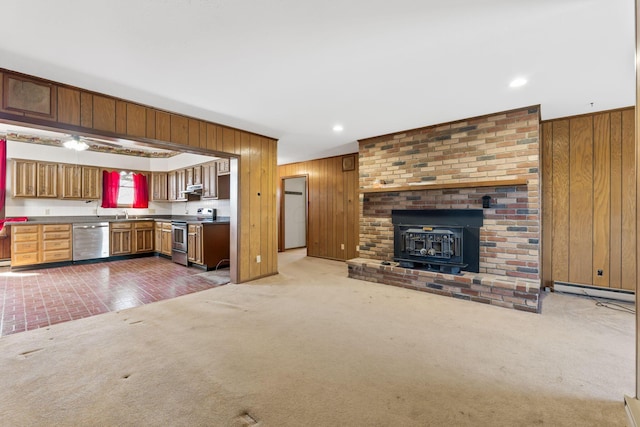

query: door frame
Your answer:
[278,174,308,252]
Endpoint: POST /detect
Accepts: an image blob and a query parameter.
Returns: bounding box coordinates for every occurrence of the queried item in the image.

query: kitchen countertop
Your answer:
[4,216,231,225]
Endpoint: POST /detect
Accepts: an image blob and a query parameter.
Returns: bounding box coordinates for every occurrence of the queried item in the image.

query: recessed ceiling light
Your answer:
[509,77,527,88]
[332,124,344,132]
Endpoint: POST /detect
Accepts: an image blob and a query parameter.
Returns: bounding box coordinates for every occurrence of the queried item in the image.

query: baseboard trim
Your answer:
[553,281,635,303]
[625,395,640,426]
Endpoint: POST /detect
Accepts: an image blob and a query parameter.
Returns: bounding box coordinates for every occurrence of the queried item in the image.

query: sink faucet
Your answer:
[123,210,129,219]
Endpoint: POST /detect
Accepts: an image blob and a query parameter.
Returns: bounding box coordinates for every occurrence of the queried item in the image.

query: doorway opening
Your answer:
[280,176,307,252]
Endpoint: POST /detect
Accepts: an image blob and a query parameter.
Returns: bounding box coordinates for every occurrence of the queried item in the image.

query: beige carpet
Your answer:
[0,250,634,426]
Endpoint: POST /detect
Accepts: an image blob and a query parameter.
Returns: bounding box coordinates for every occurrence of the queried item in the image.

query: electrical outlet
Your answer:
[92,208,98,214]
[597,269,603,276]
[256,255,261,263]
[341,243,344,250]
[45,208,50,215]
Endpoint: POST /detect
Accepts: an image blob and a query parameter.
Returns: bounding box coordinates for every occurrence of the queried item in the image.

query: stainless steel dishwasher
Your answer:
[72,222,110,261]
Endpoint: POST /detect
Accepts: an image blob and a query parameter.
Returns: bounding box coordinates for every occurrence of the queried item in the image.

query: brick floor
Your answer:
[0,256,228,337]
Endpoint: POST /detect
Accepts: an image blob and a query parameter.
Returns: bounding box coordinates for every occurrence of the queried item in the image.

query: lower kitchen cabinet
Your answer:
[134,221,154,253]
[154,221,172,256]
[11,223,72,267]
[41,224,72,263]
[187,224,203,265]
[110,222,133,256]
[199,223,230,269]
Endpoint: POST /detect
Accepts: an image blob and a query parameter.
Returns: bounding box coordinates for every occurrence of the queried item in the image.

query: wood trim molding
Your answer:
[359,178,528,194]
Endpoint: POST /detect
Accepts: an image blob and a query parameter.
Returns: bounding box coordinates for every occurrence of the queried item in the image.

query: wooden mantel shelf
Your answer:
[359,178,528,194]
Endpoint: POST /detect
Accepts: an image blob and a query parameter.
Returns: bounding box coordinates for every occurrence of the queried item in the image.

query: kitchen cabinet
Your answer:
[200,223,230,270]
[110,222,132,255]
[151,172,168,201]
[11,223,71,267]
[12,160,37,197]
[133,221,154,253]
[10,224,39,266]
[60,165,101,199]
[37,162,59,198]
[154,221,172,256]
[12,159,60,198]
[201,162,217,199]
[186,165,202,187]
[81,166,101,199]
[41,224,72,263]
[187,224,203,265]
[217,158,230,175]
[168,170,187,201]
[154,221,162,253]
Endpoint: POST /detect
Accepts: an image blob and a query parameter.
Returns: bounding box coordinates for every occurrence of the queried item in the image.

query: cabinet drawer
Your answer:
[12,225,38,234]
[162,222,172,230]
[42,224,71,232]
[42,239,70,251]
[42,249,72,263]
[14,241,38,253]
[13,252,39,265]
[43,231,71,240]
[188,224,198,233]
[134,221,154,229]
[13,232,38,242]
[111,222,132,229]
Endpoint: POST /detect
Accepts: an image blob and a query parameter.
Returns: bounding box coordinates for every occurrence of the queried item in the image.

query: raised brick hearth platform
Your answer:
[347,258,540,313]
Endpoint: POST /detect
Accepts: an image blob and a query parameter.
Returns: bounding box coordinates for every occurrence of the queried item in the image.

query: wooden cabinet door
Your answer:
[187,225,196,262]
[194,224,202,264]
[161,223,172,255]
[60,164,82,198]
[12,160,37,197]
[135,228,154,253]
[202,162,217,199]
[192,165,202,185]
[154,222,162,252]
[110,224,132,255]
[176,169,186,201]
[217,159,230,175]
[82,166,101,199]
[37,162,58,198]
[151,172,168,201]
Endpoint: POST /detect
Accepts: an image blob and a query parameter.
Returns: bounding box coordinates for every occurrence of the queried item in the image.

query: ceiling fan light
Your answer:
[63,136,89,151]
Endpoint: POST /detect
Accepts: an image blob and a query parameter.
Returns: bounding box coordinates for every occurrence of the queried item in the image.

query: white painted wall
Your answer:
[284,176,306,249]
[5,140,231,219]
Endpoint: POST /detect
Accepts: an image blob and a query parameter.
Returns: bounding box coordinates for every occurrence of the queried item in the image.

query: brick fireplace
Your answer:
[347,106,541,312]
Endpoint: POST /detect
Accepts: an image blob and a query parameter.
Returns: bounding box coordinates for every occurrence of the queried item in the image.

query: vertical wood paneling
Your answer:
[126,103,146,138]
[80,92,93,128]
[222,128,235,154]
[621,109,636,290]
[238,132,252,281]
[551,120,570,282]
[93,96,116,132]
[610,111,623,288]
[568,116,593,285]
[145,108,156,139]
[249,134,262,278]
[156,111,171,141]
[57,87,80,126]
[278,154,360,261]
[542,107,635,290]
[115,101,127,135]
[206,124,219,152]
[170,114,189,145]
[541,122,554,288]
[592,113,610,287]
[188,119,200,147]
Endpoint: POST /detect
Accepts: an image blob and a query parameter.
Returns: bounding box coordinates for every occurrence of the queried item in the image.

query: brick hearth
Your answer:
[347,258,540,313]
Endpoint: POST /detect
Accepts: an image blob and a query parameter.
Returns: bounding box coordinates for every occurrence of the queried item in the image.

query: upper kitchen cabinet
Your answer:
[186,165,202,187]
[168,169,187,202]
[202,162,217,199]
[13,159,58,198]
[60,165,101,200]
[151,172,168,201]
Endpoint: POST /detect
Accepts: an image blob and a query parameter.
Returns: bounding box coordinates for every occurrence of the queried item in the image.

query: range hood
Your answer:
[181,184,203,195]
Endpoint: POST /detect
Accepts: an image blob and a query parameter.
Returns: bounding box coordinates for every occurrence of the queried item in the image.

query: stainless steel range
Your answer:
[171,220,188,266]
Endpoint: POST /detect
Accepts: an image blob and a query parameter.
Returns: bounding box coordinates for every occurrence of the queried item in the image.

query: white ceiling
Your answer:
[0,0,635,165]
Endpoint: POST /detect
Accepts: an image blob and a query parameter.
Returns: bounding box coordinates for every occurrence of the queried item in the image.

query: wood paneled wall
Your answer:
[278,154,359,261]
[0,68,277,284]
[541,107,636,290]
